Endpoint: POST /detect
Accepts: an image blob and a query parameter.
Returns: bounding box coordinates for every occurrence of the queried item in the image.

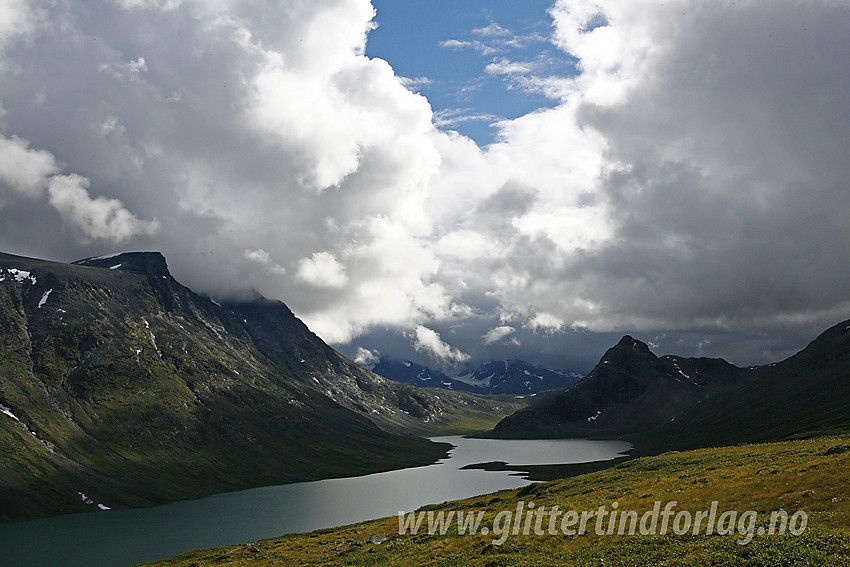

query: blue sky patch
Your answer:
[366,0,578,145]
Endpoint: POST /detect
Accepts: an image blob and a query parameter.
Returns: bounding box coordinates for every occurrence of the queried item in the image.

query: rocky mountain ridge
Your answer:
[369,356,582,396]
[490,335,759,439]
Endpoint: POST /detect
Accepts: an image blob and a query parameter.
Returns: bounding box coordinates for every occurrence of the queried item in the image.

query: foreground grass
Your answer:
[140,435,850,566]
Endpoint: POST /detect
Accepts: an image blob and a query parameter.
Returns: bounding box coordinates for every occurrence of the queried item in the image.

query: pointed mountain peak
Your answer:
[593,335,656,370]
[613,335,652,353]
[73,251,171,277]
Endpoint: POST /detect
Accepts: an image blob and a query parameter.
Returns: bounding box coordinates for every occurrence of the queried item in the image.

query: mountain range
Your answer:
[369,357,583,395]
[491,325,850,451]
[3,248,848,522]
[0,251,521,521]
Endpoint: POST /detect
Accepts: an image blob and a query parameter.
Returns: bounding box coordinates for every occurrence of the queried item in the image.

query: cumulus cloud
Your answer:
[296,252,348,289]
[47,174,160,243]
[0,0,847,365]
[431,0,850,356]
[0,134,158,243]
[533,0,850,334]
[353,346,380,367]
[0,135,59,196]
[410,325,470,364]
[244,248,286,274]
[526,313,565,333]
[244,1,434,192]
[483,325,515,344]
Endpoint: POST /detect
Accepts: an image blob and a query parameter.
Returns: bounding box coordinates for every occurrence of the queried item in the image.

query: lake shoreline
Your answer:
[0,437,629,567]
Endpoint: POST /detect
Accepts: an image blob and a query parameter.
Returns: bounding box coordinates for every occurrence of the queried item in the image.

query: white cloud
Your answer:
[432,109,500,128]
[47,175,160,243]
[472,23,512,38]
[0,0,34,59]
[526,313,564,333]
[439,39,470,50]
[483,325,515,344]
[398,76,432,89]
[485,59,535,77]
[244,248,286,274]
[296,252,348,289]
[353,346,379,367]
[0,135,59,196]
[0,0,847,365]
[410,325,470,364]
[441,21,546,61]
[439,39,498,56]
[244,2,434,192]
[98,57,148,83]
[244,249,273,264]
[0,134,158,243]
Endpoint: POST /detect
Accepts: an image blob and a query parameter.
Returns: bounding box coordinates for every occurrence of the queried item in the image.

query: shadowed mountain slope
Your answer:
[490,335,757,440]
[0,252,519,521]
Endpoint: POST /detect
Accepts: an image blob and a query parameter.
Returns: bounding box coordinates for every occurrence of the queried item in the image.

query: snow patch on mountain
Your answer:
[38,289,52,308]
[0,404,20,421]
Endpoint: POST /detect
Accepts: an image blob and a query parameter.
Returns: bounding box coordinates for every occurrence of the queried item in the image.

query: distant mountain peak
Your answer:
[613,335,651,353]
[491,332,761,439]
[73,251,171,277]
[595,336,655,368]
[370,356,582,395]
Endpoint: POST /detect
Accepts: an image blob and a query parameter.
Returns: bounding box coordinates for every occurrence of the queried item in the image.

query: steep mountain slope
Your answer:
[490,336,757,439]
[652,317,850,449]
[200,302,521,436]
[73,254,521,436]
[0,252,514,521]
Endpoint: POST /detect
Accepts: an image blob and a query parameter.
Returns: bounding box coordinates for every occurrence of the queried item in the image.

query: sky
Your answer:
[0,0,848,372]
[366,0,575,145]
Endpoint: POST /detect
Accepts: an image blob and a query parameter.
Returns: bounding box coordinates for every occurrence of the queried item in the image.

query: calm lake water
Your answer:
[0,437,630,567]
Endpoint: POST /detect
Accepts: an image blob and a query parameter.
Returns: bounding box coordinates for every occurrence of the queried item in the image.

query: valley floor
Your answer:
[139,435,850,566]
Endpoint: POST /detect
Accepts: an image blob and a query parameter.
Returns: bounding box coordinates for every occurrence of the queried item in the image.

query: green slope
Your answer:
[139,435,850,567]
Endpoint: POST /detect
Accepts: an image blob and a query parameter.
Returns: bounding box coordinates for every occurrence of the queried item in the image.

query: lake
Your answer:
[0,437,630,567]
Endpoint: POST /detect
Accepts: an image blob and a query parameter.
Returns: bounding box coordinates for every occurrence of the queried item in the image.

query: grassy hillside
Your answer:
[140,435,850,566]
